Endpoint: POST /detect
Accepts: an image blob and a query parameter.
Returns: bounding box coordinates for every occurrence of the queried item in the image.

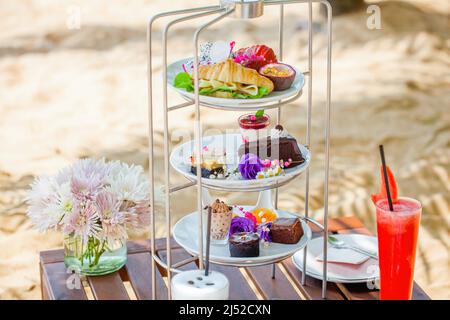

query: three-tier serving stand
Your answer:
[146,0,332,299]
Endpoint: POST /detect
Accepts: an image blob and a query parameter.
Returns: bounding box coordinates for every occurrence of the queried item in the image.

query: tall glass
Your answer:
[375,197,421,300]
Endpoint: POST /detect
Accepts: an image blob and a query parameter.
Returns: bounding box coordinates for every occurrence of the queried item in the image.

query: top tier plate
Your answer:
[167,58,305,110]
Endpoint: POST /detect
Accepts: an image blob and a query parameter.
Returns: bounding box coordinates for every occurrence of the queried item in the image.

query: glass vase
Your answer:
[64,235,127,276]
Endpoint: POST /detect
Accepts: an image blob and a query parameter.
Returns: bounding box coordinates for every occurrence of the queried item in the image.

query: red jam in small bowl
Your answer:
[238,113,270,130]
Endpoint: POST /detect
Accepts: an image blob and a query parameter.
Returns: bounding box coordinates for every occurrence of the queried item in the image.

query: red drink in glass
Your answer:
[375,197,421,300]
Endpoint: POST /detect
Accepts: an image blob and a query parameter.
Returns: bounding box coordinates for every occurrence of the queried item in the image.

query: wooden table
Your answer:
[40,216,431,300]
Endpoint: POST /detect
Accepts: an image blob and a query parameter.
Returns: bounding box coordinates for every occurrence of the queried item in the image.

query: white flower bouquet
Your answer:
[27,158,150,275]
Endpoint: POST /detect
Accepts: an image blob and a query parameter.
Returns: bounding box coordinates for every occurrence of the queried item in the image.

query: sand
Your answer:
[0,0,449,299]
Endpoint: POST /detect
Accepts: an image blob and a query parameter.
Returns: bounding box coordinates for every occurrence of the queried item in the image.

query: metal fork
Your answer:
[328,235,378,260]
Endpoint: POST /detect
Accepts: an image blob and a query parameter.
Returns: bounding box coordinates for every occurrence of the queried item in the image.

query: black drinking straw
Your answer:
[379,145,394,211]
[205,206,212,276]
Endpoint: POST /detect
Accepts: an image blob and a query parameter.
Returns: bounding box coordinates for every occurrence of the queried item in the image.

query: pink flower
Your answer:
[63,202,101,243]
[71,175,102,202]
[123,200,151,232]
[69,158,110,183]
[96,192,124,226]
[262,159,272,168]
[244,211,257,227]
[95,192,129,244]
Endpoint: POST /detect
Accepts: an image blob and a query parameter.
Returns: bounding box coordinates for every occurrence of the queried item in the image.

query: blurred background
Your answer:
[0,0,448,299]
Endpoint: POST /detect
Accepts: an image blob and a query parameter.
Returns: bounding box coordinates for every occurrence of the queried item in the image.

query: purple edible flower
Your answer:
[238,153,262,180]
[257,222,272,243]
[229,216,256,236]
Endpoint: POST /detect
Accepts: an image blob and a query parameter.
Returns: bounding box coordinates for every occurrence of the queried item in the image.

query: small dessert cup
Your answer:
[205,199,233,245]
[238,113,270,143]
[208,210,232,245]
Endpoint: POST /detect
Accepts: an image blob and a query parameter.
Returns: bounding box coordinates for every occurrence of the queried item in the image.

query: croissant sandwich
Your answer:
[174,59,274,99]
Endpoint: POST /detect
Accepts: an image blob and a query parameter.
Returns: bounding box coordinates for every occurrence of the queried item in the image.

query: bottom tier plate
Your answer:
[173,206,312,267]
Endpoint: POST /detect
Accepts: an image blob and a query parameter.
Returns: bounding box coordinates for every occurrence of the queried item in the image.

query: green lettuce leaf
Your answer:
[255,87,270,98]
[173,72,194,92]
[232,87,270,99]
[173,72,271,99]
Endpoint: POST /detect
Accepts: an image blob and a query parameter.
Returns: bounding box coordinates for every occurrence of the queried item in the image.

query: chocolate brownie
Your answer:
[270,218,303,244]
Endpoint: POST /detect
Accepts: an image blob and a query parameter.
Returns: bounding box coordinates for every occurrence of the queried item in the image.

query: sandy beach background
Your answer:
[0,0,449,299]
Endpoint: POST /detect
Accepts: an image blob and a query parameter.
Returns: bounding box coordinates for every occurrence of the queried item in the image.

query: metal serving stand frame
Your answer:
[146,0,332,299]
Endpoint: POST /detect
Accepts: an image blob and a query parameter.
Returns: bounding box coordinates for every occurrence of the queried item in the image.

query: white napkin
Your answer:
[315,247,370,265]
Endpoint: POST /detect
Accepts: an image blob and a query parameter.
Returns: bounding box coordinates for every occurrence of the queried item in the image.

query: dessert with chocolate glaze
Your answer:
[270,217,303,244]
[238,125,304,168]
[229,232,260,257]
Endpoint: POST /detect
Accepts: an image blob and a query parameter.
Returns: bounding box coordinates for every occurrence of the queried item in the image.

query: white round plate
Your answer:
[170,134,311,192]
[167,58,305,108]
[173,207,312,267]
[292,234,379,283]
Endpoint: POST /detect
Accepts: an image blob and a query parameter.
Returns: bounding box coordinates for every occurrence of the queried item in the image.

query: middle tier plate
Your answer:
[173,207,312,267]
[170,134,311,192]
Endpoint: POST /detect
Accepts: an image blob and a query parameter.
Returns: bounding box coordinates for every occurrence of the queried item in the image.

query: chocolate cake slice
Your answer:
[270,217,303,244]
[238,125,304,168]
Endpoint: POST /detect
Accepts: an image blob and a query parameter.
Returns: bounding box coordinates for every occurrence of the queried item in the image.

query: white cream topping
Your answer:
[270,127,289,139]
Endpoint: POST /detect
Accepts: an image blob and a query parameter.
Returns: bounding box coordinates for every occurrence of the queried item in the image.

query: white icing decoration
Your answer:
[270,127,289,139]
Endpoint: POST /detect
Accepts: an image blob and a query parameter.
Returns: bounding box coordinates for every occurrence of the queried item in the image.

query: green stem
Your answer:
[90,239,106,268]
[80,239,84,267]
[72,236,110,269]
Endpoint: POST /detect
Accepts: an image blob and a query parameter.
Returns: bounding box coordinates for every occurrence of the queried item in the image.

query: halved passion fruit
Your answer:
[259,63,296,91]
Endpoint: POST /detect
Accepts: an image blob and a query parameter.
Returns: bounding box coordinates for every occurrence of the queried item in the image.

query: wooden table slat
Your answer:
[210,264,258,300]
[87,272,130,300]
[40,249,67,265]
[157,247,199,276]
[281,259,346,300]
[245,264,302,300]
[336,283,379,300]
[310,216,365,233]
[42,262,88,300]
[126,240,151,254]
[125,252,167,300]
